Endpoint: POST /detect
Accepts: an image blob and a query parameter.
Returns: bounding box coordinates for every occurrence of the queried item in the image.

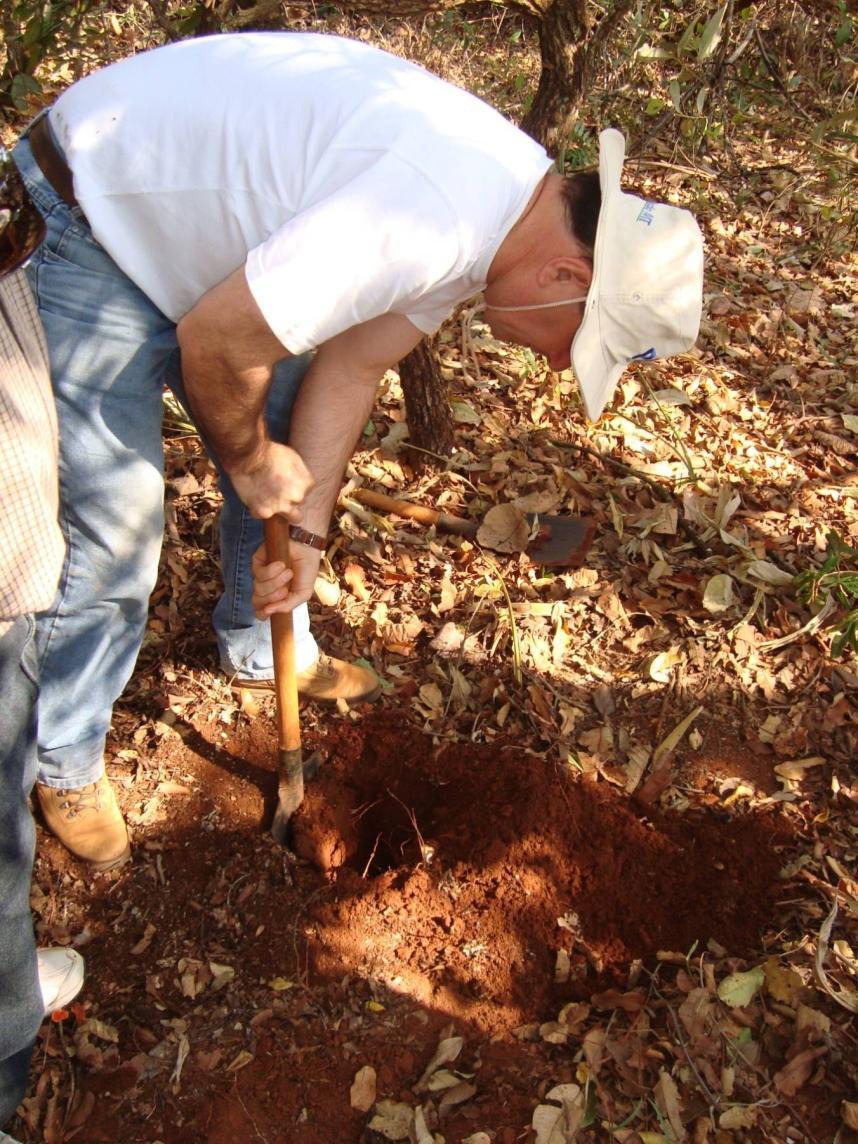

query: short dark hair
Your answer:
[560,171,600,257]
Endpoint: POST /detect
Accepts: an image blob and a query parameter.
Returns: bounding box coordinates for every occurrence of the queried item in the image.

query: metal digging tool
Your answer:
[263,516,322,845]
[350,487,596,568]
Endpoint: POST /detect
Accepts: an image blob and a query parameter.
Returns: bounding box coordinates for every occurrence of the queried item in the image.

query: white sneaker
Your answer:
[37,948,85,1016]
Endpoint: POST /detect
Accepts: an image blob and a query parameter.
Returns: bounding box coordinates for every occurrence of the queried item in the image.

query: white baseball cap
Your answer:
[571,128,704,421]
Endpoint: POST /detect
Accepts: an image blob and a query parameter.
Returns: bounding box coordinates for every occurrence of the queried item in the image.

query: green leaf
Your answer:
[698,3,728,59]
[835,17,853,48]
[450,399,481,425]
[717,966,765,1008]
[677,18,699,55]
[10,72,41,111]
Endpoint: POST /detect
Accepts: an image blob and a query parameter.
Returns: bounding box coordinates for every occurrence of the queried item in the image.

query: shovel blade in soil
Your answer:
[270,749,324,845]
[270,747,304,844]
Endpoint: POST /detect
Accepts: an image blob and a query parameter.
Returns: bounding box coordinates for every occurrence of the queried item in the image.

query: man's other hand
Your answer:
[251,540,321,616]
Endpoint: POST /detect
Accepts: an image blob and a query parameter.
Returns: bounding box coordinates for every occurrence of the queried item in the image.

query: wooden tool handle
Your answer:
[352,488,478,539]
[263,516,301,753]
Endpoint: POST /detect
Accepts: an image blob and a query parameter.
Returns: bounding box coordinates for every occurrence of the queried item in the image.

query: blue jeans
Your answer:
[0,617,42,1130]
[12,134,318,789]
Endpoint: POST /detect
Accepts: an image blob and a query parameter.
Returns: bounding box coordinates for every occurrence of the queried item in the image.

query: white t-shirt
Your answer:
[50,33,553,351]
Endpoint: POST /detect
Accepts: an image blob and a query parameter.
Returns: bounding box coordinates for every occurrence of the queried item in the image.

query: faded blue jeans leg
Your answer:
[0,617,42,1130]
[14,134,175,788]
[13,135,319,786]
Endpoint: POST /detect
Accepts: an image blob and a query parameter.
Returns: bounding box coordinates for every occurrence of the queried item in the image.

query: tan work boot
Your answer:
[235,653,381,703]
[36,775,131,871]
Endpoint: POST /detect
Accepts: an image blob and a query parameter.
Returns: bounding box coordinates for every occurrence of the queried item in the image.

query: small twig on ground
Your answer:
[235,1083,270,1143]
[351,797,383,823]
[386,788,434,866]
[361,833,383,879]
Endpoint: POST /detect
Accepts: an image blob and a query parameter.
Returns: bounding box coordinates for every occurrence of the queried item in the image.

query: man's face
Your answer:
[482,298,586,373]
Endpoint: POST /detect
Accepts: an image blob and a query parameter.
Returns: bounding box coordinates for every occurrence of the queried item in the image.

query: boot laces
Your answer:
[313,654,336,681]
[58,782,102,818]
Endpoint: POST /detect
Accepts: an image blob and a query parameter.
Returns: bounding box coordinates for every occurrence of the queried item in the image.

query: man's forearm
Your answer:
[176,266,293,475]
[180,346,272,472]
[183,350,269,471]
[286,314,425,535]
[286,351,379,534]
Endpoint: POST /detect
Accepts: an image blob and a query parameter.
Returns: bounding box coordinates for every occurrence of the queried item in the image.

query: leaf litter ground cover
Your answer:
[9,8,858,1143]
[16,168,858,1144]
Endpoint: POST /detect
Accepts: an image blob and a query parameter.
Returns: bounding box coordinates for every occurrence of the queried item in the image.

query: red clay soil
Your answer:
[293,713,788,1029]
[17,706,797,1144]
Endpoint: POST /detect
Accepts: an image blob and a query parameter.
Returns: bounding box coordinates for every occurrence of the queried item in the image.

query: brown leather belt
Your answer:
[29,117,78,208]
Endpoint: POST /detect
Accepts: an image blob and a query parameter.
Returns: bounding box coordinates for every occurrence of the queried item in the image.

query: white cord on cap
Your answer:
[479,294,588,313]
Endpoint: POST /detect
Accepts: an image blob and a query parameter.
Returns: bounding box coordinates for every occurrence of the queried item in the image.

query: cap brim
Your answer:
[570,129,626,421]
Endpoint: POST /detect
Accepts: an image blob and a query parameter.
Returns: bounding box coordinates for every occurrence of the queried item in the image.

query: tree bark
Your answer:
[520,0,589,151]
[398,338,454,463]
[520,0,636,151]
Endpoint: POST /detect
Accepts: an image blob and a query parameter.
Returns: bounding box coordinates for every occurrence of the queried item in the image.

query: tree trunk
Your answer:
[520,0,636,151]
[398,338,454,463]
[519,0,589,151]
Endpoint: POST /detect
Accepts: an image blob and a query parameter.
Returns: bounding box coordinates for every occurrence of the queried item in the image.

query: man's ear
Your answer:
[536,255,592,293]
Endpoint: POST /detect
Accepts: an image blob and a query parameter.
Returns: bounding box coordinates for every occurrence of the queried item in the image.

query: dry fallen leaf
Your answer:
[719,1105,758,1130]
[653,706,704,768]
[425,1068,463,1093]
[415,1034,464,1090]
[343,562,371,601]
[702,573,734,613]
[653,1070,684,1143]
[130,923,157,957]
[814,896,858,1013]
[539,1020,568,1044]
[367,1099,414,1141]
[624,743,651,794]
[314,573,341,606]
[763,957,806,1005]
[350,1064,376,1112]
[225,1049,254,1073]
[476,503,530,553]
[532,1084,584,1144]
[773,1047,827,1096]
[411,1105,435,1144]
[438,1080,477,1114]
[437,573,457,613]
[773,756,828,787]
[591,989,646,1012]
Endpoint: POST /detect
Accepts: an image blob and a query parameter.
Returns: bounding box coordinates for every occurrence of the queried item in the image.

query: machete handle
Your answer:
[351,487,478,539]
